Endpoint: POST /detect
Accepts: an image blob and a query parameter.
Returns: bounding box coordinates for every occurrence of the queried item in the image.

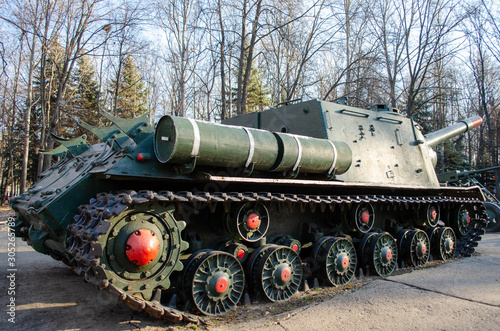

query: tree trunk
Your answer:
[21,32,37,193]
[236,0,248,115]
[218,0,227,120]
[240,0,263,115]
[344,0,351,98]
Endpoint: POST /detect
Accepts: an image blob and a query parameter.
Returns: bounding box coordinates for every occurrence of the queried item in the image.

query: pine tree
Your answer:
[110,55,150,119]
[246,66,272,112]
[232,65,271,114]
[31,40,65,177]
[73,54,99,119]
[440,136,469,172]
[65,54,101,140]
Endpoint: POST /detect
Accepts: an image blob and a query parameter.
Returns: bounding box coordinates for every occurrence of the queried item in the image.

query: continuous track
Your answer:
[65,190,487,323]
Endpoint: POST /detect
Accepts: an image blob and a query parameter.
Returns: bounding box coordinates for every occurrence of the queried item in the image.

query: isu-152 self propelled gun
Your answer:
[11,99,487,322]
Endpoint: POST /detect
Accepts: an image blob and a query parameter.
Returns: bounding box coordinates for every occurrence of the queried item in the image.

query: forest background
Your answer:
[0,0,499,202]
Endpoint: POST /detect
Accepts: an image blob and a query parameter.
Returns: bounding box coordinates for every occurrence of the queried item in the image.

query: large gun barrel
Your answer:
[424,116,483,148]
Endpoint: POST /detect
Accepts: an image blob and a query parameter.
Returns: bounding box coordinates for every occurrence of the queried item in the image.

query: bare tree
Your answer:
[370,0,407,108]
[5,0,43,193]
[155,0,203,117]
[479,0,500,65]
[340,0,369,99]
[107,2,148,116]
[217,0,228,119]
[0,36,23,201]
[465,6,500,166]
[235,0,263,115]
[263,0,335,103]
[400,0,465,116]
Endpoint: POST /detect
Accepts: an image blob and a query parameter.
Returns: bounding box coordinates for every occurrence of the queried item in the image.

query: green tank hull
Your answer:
[10,100,487,322]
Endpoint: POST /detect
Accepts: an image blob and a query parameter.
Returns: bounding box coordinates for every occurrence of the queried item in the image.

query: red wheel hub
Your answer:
[215,277,229,293]
[274,264,292,285]
[292,244,299,252]
[446,238,454,251]
[125,229,160,266]
[361,210,370,223]
[237,249,246,260]
[386,250,392,261]
[281,267,291,282]
[336,253,350,271]
[246,212,261,229]
[417,242,427,257]
[342,256,349,268]
[431,208,438,220]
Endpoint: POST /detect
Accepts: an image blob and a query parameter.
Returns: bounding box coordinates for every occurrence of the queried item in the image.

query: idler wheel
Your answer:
[183,251,245,315]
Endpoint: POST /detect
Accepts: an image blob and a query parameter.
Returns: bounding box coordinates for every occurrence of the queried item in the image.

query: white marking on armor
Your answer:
[327,140,338,175]
[292,135,302,172]
[243,127,255,168]
[188,118,201,157]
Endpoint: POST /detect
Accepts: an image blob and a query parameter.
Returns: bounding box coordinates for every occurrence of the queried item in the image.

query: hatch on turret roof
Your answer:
[369,104,401,114]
